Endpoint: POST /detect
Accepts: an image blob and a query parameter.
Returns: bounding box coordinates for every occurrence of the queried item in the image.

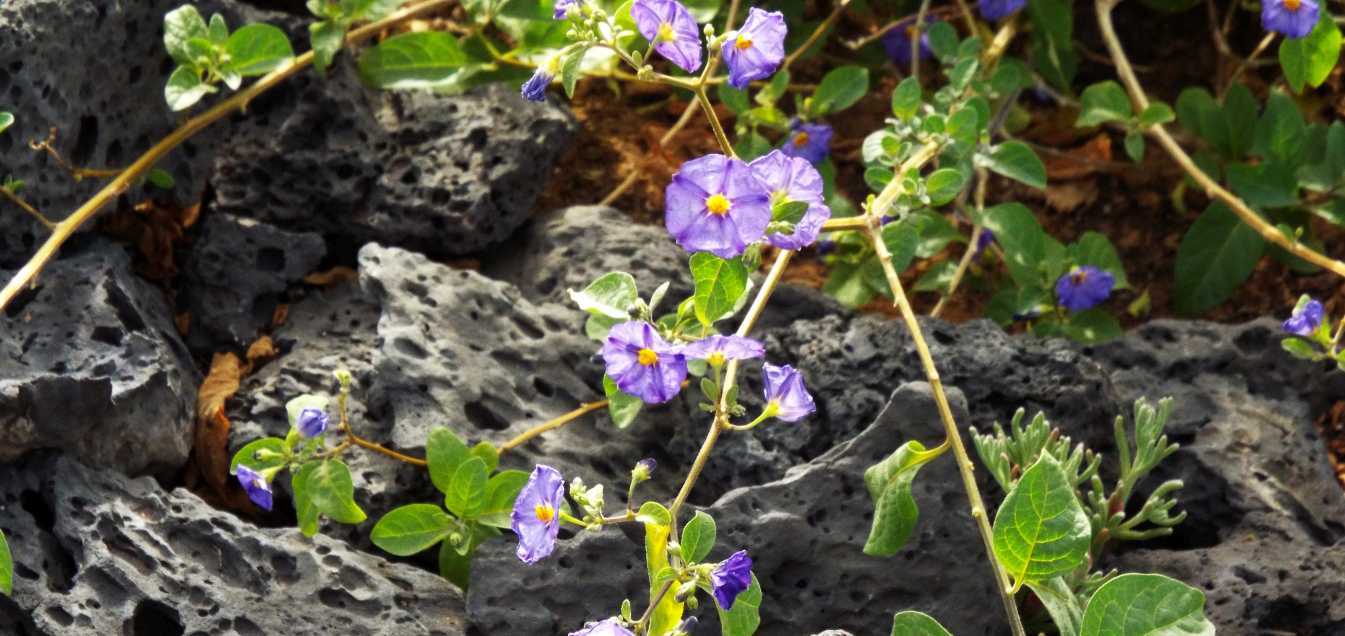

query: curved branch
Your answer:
[1095,0,1345,280]
[0,0,456,312]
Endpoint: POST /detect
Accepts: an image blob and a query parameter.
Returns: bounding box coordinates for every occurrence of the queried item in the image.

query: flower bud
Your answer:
[632,458,656,483]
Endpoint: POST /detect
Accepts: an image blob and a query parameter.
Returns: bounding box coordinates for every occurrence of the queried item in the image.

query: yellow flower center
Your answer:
[535,503,555,522]
[658,22,675,41]
[735,34,753,50]
[1285,0,1301,11]
[637,348,659,366]
[793,132,810,147]
[707,351,726,366]
[705,193,732,215]
[1070,270,1089,285]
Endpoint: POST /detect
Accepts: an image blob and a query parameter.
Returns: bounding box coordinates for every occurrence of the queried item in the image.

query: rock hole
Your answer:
[127,600,184,636]
[89,326,124,347]
[255,247,287,273]
[463,400,509,431]
[71,116,99,168]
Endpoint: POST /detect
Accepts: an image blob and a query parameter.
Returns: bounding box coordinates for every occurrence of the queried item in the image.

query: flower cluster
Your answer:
[666,150,833,258]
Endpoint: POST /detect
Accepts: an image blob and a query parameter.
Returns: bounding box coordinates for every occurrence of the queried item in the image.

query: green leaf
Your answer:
[1279,12,1342,93]
[1080,573,1214,636]
[772,200,810,225]
[358,31,467,89]
[910,210,964,258]
[823,260,877,308]
[1062,308,1123,344]
[1226,162,1299,208]
[977,202,1048,287]
[913,260,958,293]
[208,13,229,44]
[863,440,945,556]
[1077,81,1132,127]
[1138,102,1175,127]
[1027,0,1077,89]
[229,437,288,474]
[755,70,791,106]
[811,65,869,116]
[603,375,644,429]
[1222,83,1258,158]
[477,469,529,528]
[427,427,470,495]
[310,19,346,74]
[890,611,953,636]
[292,461,321,536]
[1069,231,1129,289]
[980,141,1047,189]
[164,65,211,111]
[224,24,294,76]
[1028,577,1084,636]
[445,457,489,519]
[437,522,494,590]
[1173,202,1266,314]
[0,112,13,135]
[681,0,722,22]
[639,501,684,634]
[164,6,210,65]
[0,530,10,596]
[371,504,456,556]
[560,45,587,98]
[1281,337,1319,360]
[146,168,176,189]
[880,219,920,273]
[891,77,923,121]
[0,529,9,594]
[681,511,717,563]
[925,22,958,61]
[470,441,498,474]
[1255,91,1307,166]
[306,459,367,524]
[1175,87,1233,157]
[568,271,639,319]
[1123,131,1145,163]
[690,253,749,326]
[924,168,967,206]
[715,573,762,635]
[718,83,751,114]
[991,453,1091,590]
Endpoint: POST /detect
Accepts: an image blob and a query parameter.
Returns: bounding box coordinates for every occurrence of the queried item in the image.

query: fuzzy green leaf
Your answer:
[1173,202,1266,314]
[691,253,749,326]
[991,453,1091,589]
[477,470,529,528]
[863,440,945,556]
[371,504,456,556]
[715,574,762,635]
[0,112,13,136]
[229,437,288,474]
[1080,573,1214,636]
[681,511,717,563]
[164,6,210,65]
[164,66,211,111]
[224,23,294,76]
[444,457,489,520]
[1076,81,1132,127]
[358,31,467,89]
[980,141,1047,190]
[890,611,953,636]
[1279,13,1342,93]
[811,65,869,116]
[306,459,366,524]
[427,427,470,495]
[569,271,639,319]
[0,530,10,596]
[603,375,644,429]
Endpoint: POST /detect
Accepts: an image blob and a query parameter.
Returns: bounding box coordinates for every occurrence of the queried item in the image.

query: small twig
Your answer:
[912,0,933,80]
[1094,0,1345,280]
[931,168,988,317]
[599,100,702,206]
[635,580,676,633]
[0,187,56,229]
[29,128,123,181]
[497,400,609,454]
[1221,32,1276,97]
[782,0,853,71]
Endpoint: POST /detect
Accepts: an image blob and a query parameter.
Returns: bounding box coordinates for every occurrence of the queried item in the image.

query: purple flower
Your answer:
[762,363,815,422]
[665,154,771,258]
[1262,0,1319,38]
[680,335,766,366]
[881,17,935,67]
[512,465,566,564]
[521,67,552,102]
[722,7,786,89]
[750,149,831,249]
[780,121,832,165]
[601,321,688,404]
[979,0,1026,21]
[632,0,703,73]
[554,0,579,19]
[234,464,273,511]
[633,458,657,481]
[569,618,635,636]
[973,229,995,256]
[711,550,753,610]
[296,407,329,438]
[1055,266,1115,312]
[1283,298,1325,336]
